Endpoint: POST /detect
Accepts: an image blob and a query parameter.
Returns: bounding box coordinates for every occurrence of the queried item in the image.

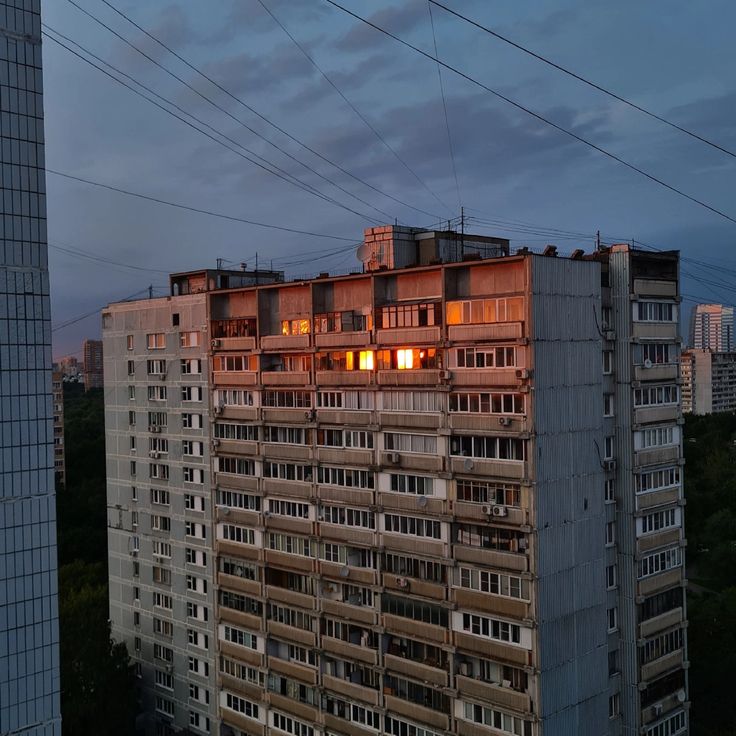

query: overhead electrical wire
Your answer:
[52,287,157,332]
[323,0,736,227]
[49,242,171,274]
[254,0,454,217]
[92,0,441,221]
[428,0,736,161]
[427,0,462,210]
[43,26,388,225]
[46,168,357,242]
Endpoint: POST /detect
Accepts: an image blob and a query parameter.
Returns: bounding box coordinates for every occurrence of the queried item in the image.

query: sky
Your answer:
[42,0,736,358]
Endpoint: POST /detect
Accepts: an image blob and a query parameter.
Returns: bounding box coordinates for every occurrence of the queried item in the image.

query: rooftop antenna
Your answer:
[216,257,224,269]
[596,230,601,251]
[148,284,153,299]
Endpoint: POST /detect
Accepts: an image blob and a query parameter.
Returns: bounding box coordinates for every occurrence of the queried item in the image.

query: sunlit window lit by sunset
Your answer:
[396,349,413,370]
[359,351,374,370]
[346,352,355,371]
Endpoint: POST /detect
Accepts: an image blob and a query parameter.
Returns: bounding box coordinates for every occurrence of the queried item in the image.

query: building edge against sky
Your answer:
[102,225,688,736]
[0,2,61,735]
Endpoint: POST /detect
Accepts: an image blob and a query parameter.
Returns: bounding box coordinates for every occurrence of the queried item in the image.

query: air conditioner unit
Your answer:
[212,438,220,447]
[221,506,231,516]
[148,425,155,432]
[439,370,451,381]
[153,426,162,433]
[388,452,401,464]
[492,505,508,517]
[459,662,471,677]
[498,416,512,427]
[211,339,221,348]
[604,460,617,472]
[604,330,616,341]
[652,704,663,717]
[149,450,159,459]
[213,405,223,415]
[643,359,654,369]
[515,368,531,380]
[481,504,493,516]
[305,410,316,421]
[396,577,409,589]
[518,538,528,550]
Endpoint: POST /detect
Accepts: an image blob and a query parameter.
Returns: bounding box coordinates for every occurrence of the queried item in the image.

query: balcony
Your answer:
[219,606,262,632]
[260,334,310,351]
[215,506,259,527]
[321,599,377,626]
[213,336,256,352]
[379,493,447,516]
[449,456,527,480]
[219,639,264,668]
[382,695,450,732]
[318,523,375,547]
[381,614,448,645]
[638,568,683,597]
[636,487,682,511]
[315,330,371,348]
[321,636,378,665]
[322,674,380,706]
[633,278,677,298]
[383,653,448,687]
[319,560,377,586]
[381,451,443,473]
[262,478,313,498]
[322,714,377,736]
[641,649,684,682]
[263,549,315,573]
[221,711,265,736]
[261,371,311,386]
[378,370,442,387]
[639,607,684,640]
[221,406,258,422]
[376,326,441,345]
[380,533,447,558]
[216,473,258,492]
[455,675,532,714]
[450,414,527,432]
[316,447,374,467]
[635,446,680,467]
[317,486,374,506]
[262,443,313,462]
[218,672,264,703]
[316,370,373,387]
[264,585,317,611]
[634,363,679,382]
[453,545,529,573]
[213,371,257,386]
[262,408,311,424]
[448,322,523,342]
[453,588,529,620]
[632,323,678,340]
[265,515,313,536]
[217,540,261,561]
[453,501,527,526]
[451,368,522,388]
[453,631,529,667]
[267,620,316,648]
[379,412,442,430]
[268,656,318,685]
[383,574,446,601]
[316,409,372,426]
[634,405,679,425]
[637,529,682,554]
[267,693,318,724]
[218,572,261,598]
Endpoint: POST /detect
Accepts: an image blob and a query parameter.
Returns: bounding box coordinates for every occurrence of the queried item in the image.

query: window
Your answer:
[316,350,375,371]
[268,533,312,557]
[376,348,439,370]
[181,358,201,374]
[636,466,680,495]
[147,333,165,350]
[129,435,136,453]
[639,508,680,536]
[153,617,173,637]
[147,359,166,375]
[182,386,203,402]
[457,480,520,507]
[183,440,204,457]
[147,411,167,428]
[264,426,310,445]
[153,592,173,610]
[378,302,440,328]
[133,586,140,601]
[172,313,180,326]
[604,393,614,416]
[606,565,617,589]
[640,628,683,665]
[382,391,444,413]
[154,669,173,690]
[317,466,374,489]
[152,541,171,559]
[446,296,524,325]
[128,410,136,426]
[152,566,171,585]
[636,426,678,450]
[213,354,258,372]
[127,360,135,376]
[381,594,448,626]
[271,710,315,736]
[605,479,615,503]
[384,514,441,539]
[607,607,618,632]
[608,693,620,719]
[450,391,524,414]
[637,342,678,365]
[188,711,209,732]
[151,515,171,533]
[316,428,372,448]
[223,625,258,650]
[187,629,209,650]
[127,334,134,350]
[221,524,254,545]
[217,456,256,476]
[644,710,686,736]
[149,463,169,480]
[461,612,522,644]
[455,524,526,553]
[184,467,204,484]
[188,657,209,677]
[219,656,264,688]
[212,317,256,339]
[153,643,173,662]
[606,521,615,546]
[155,696,175,717]
[148,385,167,402]
[128,385,136,401]
[603,351,613,374]
[451,346,517,369]
[185,494,206,512]
[263,462,312,482]
[639,587,683,622]
[263,390,310,408]
[635,301,676,322]
[270,499,310,519]
[450,435,525,461]
[634,384,678,407]
[151,488,170,505]
[131,486,138,502]
[182,413,203,429]
[214,389,256,406]
[608,648,619,676]
[638,546,683,579]
[321,505,374,529]
[462,701,532,736]
[389,474,434,495]
[186,548,207,566]
[281,318,311,335]
[458,566,527,599]
[217,489,261,511]
[224,692,259,719]
[186,522,207,539]
[186,575,208,594]
[384,432,437,454]
[180,331,200,347]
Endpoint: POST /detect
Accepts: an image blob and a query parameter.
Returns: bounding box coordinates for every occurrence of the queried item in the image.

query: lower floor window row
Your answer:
[462,701,533,736]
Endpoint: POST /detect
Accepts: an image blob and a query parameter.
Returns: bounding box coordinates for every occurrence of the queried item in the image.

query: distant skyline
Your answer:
[45,0,736,357]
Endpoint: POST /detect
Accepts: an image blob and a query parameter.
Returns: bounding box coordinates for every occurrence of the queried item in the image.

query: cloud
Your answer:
[667,91,736,140]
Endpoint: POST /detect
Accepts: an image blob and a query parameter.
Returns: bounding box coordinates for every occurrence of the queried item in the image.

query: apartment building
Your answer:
[689,303,734,352]
[681,348,736,414]
[0,1,62,734]
[52,370,65,488]
[84,337,104,390]
[103,227,688,736]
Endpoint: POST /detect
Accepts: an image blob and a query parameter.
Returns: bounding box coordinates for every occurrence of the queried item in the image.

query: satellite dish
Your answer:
[356,243,372,262]
[463,458,474,471]
[676,689,687,703]
[339,566,350,578]
[418,496,428,508]
[643,359,653,369]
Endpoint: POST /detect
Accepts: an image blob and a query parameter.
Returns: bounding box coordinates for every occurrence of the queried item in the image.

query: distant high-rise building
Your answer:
[58,354,81,379]
[689,303,734,351]
[103,231,688,736]
[681,348,736,414]
[0,2,62,735]
[52,370,66,488]
[84,338,104,390]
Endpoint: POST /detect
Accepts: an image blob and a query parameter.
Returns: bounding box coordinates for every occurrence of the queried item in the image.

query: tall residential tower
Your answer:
[103,229,687,736]
[0,2,61,734]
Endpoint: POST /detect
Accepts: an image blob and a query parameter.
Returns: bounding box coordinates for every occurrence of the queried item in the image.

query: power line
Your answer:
[46,168,357,242]
[429,0,736,161]
[43,26,386,225]
[323,0,736,227]
[427,0,461,210]
[52,287,156,332]
[254,0,453,217]
[94,0,440,221]
[49,242,171,274]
